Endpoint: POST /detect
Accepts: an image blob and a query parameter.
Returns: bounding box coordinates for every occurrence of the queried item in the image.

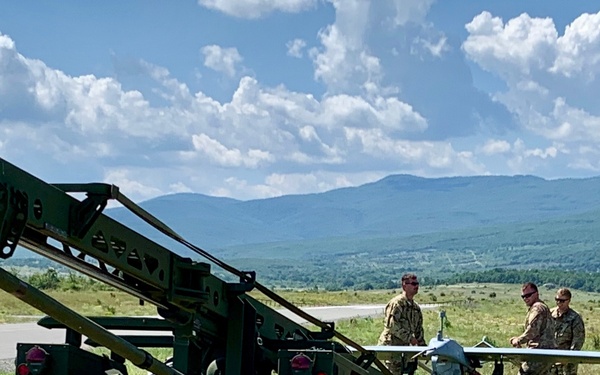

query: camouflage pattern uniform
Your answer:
[377,292,425,375]
[515,300,556,375]
[550,307,585,375]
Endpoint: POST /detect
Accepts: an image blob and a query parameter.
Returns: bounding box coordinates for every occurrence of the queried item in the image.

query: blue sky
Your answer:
[1,1,600,202]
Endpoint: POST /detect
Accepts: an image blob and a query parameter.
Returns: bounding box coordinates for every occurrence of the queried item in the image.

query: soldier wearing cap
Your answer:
[510,282,556,375]
[551,288,585,375]
[377,273,425,375]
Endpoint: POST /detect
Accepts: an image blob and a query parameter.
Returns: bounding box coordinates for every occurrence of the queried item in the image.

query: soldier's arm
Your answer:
[388,302,412,343]
[517,306,543,344]
[571,315,585,350]
[416,310,426,345]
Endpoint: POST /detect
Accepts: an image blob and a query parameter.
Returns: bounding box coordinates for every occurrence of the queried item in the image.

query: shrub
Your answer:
[27,268,60,290]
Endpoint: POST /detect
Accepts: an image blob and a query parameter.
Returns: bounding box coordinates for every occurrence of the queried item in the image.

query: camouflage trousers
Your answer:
[518,361,553,375]
[384,359,417,375]
[549,363,578,375]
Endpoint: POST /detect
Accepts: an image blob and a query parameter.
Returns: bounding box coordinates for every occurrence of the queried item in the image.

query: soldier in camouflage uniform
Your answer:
[510,282,556,375]
[550,288,585,375]
[377,273,425,375]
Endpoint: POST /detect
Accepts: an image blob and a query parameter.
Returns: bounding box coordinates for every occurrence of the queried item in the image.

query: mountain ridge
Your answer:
[106,173,600,250]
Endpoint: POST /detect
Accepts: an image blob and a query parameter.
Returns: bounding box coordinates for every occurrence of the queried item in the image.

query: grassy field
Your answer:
[332,284,600,375]
[1,283,599,374]
[0,290,156,323]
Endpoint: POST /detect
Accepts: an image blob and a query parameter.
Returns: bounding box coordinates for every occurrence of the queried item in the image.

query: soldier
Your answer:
[377,273,425,375]
[509,282,556,375]
[551,288,585,375]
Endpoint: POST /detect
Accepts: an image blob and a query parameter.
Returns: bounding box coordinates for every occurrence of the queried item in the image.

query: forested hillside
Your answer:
[9,203,598,291]
[207,205,600,289]
[5,174,600,291]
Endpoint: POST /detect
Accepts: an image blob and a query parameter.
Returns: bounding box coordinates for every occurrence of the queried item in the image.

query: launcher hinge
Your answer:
[0,183,28,259]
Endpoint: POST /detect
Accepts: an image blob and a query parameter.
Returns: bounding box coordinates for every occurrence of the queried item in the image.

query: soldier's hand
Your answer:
[410,337,418,346]
[509,337,521,347]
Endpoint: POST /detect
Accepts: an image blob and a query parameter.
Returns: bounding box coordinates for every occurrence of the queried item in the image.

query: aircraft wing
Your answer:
[349,345,428,361]
[462,347,600,364]
[352,344,600,365]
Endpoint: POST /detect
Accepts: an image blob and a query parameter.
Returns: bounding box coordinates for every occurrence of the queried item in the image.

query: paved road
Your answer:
[0,305,388,360]
[277,304,386,324]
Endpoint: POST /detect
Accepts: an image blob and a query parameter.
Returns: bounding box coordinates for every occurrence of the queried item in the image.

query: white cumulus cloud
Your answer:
[463,11,558,79]
[197,0,317,19]
[201,45,243,78]
[344,127,485,174]
[286,38,307,58]
[479,139,511,155]
[392,0,436,26]
[191,133,274,168]
[551,12,600,78]
[463,10,600,163]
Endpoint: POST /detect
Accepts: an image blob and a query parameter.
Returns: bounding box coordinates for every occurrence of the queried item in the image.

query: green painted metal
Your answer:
[0,157,383,375]
[0,159,214,312]
[0,267,181,375]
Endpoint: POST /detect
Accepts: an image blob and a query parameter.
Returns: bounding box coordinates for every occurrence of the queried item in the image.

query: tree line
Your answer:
[440,268,600,293]
[8,265,600,293]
